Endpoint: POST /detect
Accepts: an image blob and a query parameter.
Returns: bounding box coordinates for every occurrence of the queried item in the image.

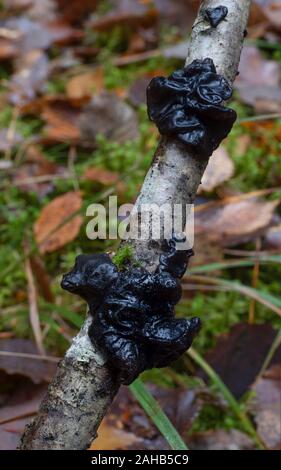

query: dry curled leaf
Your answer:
[34,190,83,253]
[195,197,280,247]
[199,147,234,193]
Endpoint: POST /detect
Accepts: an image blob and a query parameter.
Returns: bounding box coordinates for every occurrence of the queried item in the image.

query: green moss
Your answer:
[112,244,134,268]
[46,77,66,94]
[227,117,281,192]
[0,105,13,127]
[189,403,244,434]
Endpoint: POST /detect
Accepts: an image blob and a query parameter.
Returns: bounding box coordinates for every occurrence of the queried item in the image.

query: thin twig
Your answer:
[24,243,46,356]
[0,350,60,362]
[4,106,19,160]
[248,238,261,324]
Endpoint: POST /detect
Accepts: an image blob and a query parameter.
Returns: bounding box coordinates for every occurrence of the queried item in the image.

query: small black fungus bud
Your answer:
[146,58,236,158]
[204,5,228,28]
[61,235,201,385]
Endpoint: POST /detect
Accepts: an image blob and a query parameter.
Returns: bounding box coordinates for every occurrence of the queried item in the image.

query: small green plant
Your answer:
[112,244,134,268]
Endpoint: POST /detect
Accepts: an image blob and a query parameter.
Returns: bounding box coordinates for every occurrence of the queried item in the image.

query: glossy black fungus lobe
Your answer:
[204,6,228,28]
[61,236,201,385]
[146,58,236,158]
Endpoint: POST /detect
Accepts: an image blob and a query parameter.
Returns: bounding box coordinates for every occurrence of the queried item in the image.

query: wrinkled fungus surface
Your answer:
[146,58,236,158]
[61,236,201,385]
[204,6,228,28]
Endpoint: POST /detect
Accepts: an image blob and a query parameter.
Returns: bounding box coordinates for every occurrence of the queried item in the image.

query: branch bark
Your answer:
[20,0,251,450]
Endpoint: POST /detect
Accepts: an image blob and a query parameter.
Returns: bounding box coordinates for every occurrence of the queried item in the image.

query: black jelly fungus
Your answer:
[146,58,236,158]
[61,235,201,385]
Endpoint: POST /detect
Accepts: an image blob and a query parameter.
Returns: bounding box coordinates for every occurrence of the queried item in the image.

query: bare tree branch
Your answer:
[20,0,251,450]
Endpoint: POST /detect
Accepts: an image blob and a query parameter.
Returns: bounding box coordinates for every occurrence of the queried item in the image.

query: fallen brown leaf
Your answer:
[265,224,281,248]
[0,37,18,60]
[13,145,65,197]
[66,67,104,99]
[128,76,151,107]
[237,85,281,113]
[198,323,281,398]
[89,1,158,31]
[4,16,82,53]
[91,420,141,450]
[154,0,197,33]
[10,50,49,105]
[188,429,254,450]
[79,92,139,144]
[251,364,281,449]
[42,100,81,142]
[56,0,98,22]
[0,338,57,383]
[83,166,125,193]
[195,197,280,247]
[19,95,89,143]
[237,46,280,87]
[0,379,47,450]
[34,190,83,253]
[235,46,281,111]
[261,0,281,30]
[89,383,205,450]
[199,147,234,193]
[5,1,56,18]
[44,20,83,46]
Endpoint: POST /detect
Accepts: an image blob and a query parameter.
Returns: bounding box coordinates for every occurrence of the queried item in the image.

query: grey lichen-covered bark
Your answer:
[20,0,251,450]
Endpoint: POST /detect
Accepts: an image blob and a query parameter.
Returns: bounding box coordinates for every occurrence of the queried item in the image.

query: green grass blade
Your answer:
[189,255,281,274]
[129,378,188,450]
[257,329,281,379]
[43,302,84,328]
[187,274,281,317]
[187,347,265,450]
